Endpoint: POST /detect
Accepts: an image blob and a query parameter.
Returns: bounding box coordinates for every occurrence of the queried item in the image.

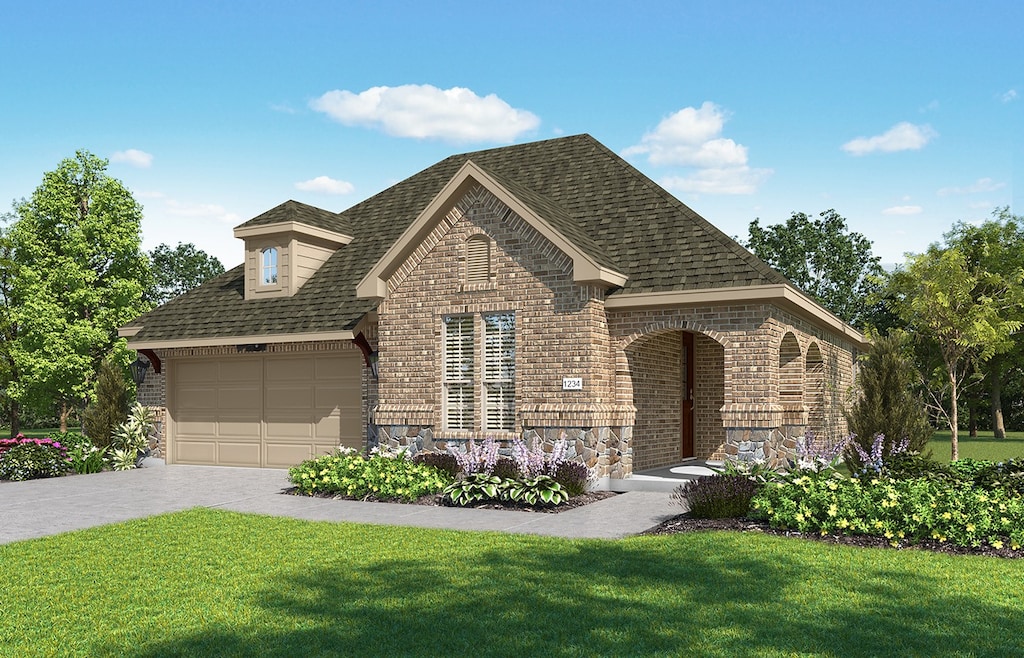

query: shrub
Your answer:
[672,475,761,519]
[511,436,569,478]
[553,460,589,496]
[972,459,1024,495]
[0,435,70,481]
[62,433,106,474]
[750,473,1024,550]
[412,451,461,479]
[843,333,933,469]
[491,456,522,480]
[109,403,154,470]
[290,449,453,502]
[83,357,131,449]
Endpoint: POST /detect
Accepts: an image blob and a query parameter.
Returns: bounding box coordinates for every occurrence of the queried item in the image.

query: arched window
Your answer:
[261,247,278,285]
[465,235,491,283]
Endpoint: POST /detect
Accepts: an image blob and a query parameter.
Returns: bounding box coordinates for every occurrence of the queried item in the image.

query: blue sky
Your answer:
[1,0,1019,269]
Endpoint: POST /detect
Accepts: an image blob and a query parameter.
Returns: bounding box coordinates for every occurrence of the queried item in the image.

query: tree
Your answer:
[7,151,150,432]
[82,357,131,448]
[0,220,21,436]
[843,332,934,468]
[147,242,225,305]
[942,208,1024,438]
[746,209,883,327]
[884,245,1023,460]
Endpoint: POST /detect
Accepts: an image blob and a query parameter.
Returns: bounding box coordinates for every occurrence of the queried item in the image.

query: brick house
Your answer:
[121,134,867,479]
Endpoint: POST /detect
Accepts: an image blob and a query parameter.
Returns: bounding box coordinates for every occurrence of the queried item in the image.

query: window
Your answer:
[443,312,515,431]
[261,248,278,285]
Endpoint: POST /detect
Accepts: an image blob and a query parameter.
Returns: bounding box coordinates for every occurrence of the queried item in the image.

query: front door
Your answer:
[681,332,695,458]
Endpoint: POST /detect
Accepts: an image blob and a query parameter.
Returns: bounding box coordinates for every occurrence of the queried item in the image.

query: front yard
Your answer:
[1,509,1021,657]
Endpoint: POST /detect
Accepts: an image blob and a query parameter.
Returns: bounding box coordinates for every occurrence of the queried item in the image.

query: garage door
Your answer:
[170,351,362,467]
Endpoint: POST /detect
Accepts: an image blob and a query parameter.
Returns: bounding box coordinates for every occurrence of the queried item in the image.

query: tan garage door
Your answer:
[170,351,362,467]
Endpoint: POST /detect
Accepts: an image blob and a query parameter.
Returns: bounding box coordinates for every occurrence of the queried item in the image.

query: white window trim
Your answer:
[261,247,279,286]
[442,312,515,432]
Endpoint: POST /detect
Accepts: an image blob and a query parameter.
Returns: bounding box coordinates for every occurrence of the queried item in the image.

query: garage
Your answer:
[169,351,362,468]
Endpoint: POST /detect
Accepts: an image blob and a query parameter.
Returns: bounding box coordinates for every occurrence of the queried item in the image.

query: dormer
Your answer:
[233,200,353,299]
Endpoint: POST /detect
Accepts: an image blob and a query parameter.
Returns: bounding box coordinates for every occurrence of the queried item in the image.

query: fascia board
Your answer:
[233,221,353,246]
[126,330,356,350]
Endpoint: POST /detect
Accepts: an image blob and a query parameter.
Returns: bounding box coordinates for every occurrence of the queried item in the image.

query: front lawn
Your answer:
[1,510,1021,657]
[929,430,1024,462]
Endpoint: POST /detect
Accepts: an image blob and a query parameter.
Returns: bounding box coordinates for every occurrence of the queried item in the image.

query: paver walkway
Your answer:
[1,465,680,545]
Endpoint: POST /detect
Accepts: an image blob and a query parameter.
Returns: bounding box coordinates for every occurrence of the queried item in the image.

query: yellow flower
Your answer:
[885,530,894,539]
[966,523,976,533]
[941,512,952,521]
[827,505,837,517]
[838,518,850,529]
[992,540,1004,549]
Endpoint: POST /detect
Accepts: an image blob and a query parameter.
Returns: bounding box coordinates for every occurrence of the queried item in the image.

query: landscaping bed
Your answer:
[283,485,618,513]
[644,513,1024,559]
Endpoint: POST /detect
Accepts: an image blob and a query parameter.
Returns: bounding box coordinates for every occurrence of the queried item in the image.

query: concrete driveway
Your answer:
[1,465,679,545]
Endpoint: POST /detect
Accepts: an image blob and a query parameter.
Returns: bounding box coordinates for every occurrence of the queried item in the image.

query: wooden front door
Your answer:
[681,332,695,458]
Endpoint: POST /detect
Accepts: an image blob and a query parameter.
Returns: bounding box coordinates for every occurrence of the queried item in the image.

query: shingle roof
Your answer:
[126,134,790,343]
[237,199,355,236]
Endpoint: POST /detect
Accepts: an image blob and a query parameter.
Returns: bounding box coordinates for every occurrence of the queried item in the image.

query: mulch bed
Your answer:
[643,513,1023,559]
[283,487,619,513]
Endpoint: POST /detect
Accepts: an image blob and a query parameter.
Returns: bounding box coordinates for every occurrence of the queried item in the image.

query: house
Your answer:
[120,134,868,480]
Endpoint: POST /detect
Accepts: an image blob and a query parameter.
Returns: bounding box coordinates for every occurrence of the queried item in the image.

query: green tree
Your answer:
[844,332,934,468]
[7,151,150,432]
[0,220,21,436]
[746,209,883,327]
[82,357,131,448]
[884,246,1023,460]
[942,208,1024,438]
[148,242,225,305]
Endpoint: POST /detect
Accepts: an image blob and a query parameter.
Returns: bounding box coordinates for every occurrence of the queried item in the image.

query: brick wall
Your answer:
[626,331,682,471]
[694,333,726,458]
[375,185,629,436]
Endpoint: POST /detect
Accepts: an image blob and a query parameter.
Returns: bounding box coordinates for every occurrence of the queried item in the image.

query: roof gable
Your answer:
[356,160,627,299]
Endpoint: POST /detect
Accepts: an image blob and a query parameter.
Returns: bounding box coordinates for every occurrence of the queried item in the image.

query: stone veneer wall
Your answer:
[373,185,634,477]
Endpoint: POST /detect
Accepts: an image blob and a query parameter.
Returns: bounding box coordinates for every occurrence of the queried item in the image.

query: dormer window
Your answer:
[261,248,279,285]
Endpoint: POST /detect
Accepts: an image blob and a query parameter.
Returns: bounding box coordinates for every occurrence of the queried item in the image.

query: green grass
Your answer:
[928,430,1024,462]
[1,510,1022,657]
[0,426,82,439]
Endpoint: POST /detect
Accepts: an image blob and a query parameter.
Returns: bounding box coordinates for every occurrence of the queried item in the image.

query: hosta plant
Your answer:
[442,473,507,506]
[505,476,569,507]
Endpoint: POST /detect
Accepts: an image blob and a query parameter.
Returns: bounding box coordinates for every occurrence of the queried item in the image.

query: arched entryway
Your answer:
[805,342,825,439]
[624,329,726,471]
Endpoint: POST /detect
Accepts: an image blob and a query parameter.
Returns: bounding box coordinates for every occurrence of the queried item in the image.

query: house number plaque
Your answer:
[562,377,583,391]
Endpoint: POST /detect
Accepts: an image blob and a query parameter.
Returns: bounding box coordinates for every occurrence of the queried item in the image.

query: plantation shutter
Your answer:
[466,236,490,283]
[444,315,475,430]
[483,313,515,431]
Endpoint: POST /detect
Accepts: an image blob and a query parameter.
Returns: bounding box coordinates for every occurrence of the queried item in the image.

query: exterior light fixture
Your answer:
[129,357,150,386]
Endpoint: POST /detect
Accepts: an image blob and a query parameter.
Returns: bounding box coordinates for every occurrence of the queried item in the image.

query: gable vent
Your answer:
[466,235,491,283]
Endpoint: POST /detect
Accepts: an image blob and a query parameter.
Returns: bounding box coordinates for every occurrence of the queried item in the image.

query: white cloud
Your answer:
[661,166,774,196]
[295,176,354,195]
[937,177,1006,196]
[110,149,154,168]
[624,102,771,195]
[164,199,240,225]
[841,122,937,155]
[310,84,540,143]
[882,205,923,216]
[919,99,940,113]
[1001,89,1017,103]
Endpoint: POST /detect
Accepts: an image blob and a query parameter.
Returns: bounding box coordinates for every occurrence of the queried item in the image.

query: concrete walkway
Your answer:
[0,465,680,545]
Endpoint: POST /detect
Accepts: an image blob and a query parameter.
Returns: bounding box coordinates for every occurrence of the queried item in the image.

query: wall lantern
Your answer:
[129,357,151,386]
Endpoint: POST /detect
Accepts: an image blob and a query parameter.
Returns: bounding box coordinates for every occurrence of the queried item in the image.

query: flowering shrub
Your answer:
[750,473,1024,550]
[851,433,910,477]
[672,475,761,518]
[448,437,500,475]
[511,436,568,478]
[62,433,106,474]
[289,449,453,502]
[794,430,850,472]
[0,435,70,481]
[552,460,590,496]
